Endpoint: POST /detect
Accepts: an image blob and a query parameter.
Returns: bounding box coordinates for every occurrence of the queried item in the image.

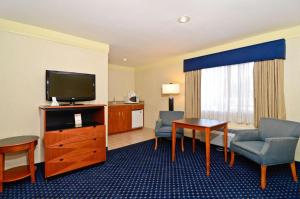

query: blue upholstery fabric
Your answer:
[155,111,184,138]
[231,141,265,164]
[234,141,265,154]
[231,129,260,141]
[259,118,300,140]
[230,118,300,166]
[262,137,299,165]
[159,111,184,126]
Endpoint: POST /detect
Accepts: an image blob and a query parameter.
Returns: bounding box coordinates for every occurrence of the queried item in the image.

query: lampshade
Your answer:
[162,83,180,94]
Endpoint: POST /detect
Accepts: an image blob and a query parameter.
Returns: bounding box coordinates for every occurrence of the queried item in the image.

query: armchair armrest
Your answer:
[231,129,260,142]
[261,137,299,165]
[155,119,163,132]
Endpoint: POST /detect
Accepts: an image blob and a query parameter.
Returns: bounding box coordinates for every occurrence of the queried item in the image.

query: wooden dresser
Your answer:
[40,104,106,178]
[108,103,144,134]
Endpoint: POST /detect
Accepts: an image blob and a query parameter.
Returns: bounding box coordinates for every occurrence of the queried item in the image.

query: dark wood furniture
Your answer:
[172,118,228,176]
[40,104,106,178]
[0,135,39,192]
[108,103,144,134]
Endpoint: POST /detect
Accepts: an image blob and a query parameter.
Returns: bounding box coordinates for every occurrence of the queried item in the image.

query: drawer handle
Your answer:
[59,144,63,147]
[60,158,64,162]
[93,150,97,153]
[59,129,63,132]
[93,138,97,140]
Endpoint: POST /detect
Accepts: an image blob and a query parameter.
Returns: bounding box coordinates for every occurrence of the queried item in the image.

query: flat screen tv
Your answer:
[46,70,95,104]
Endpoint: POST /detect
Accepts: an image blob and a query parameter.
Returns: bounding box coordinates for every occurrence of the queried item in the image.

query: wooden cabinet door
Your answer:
[121,106,131,131]
[118,106,131,132]
[108,105,132,134]
[108,106,119,134]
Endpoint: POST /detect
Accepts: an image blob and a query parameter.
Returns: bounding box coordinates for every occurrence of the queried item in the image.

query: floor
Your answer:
[108,128,155,150]
[3,138,298,198]
[107,123,254,150]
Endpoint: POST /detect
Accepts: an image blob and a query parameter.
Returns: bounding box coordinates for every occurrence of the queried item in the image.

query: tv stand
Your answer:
[60,103,83,106]
[39,104,106,178]
[69,101,79,106]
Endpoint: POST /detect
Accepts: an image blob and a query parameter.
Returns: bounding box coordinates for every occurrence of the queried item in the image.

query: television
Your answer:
[46,70,95,104]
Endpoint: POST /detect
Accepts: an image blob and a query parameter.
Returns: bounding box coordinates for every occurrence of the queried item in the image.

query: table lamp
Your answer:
[162,83,180,111]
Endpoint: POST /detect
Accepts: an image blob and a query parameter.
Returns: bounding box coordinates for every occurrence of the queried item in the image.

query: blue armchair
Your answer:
[154,111,184,151]
[230,118,300,190]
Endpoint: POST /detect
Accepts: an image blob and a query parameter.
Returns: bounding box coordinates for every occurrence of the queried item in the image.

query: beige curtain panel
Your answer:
[254,59,286,127]
[185,70,201,118]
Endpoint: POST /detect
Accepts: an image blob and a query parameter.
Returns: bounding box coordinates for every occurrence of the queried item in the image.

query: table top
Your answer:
[173,118,227,128]
[0,136,39,148]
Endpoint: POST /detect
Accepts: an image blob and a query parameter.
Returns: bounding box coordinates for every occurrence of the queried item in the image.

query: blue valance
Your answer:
[184,39,286,72]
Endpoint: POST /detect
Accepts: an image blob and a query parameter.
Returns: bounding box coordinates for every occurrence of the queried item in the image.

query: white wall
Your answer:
[0,30,108,168]
[108,64,135,101]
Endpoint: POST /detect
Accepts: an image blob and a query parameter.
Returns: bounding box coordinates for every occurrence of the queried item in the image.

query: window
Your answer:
[201,62,254,124]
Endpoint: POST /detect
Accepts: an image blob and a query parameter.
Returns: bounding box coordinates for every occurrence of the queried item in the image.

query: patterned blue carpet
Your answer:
[1,138,300,198]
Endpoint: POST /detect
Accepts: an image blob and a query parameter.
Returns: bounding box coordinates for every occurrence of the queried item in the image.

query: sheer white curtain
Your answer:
[201,62,254,124]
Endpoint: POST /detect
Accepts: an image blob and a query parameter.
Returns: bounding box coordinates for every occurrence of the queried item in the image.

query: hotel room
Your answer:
[0,0,300,198]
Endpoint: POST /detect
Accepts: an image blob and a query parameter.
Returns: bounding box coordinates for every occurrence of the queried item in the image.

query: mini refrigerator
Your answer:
[132,110,143,128]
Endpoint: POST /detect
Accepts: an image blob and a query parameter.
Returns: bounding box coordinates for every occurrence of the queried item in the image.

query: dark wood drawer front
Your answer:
[45,125,105,147]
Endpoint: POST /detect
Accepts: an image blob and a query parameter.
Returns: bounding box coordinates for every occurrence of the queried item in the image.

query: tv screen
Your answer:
[46,70,95,102]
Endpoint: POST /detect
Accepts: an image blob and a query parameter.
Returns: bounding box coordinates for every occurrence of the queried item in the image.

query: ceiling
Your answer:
[0,0,300,67]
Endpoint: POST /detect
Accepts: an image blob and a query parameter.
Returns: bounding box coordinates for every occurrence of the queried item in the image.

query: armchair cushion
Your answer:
[231,129,260,142]
[231,140,265,164]
[233,141,265,154]
[156,126,184,138]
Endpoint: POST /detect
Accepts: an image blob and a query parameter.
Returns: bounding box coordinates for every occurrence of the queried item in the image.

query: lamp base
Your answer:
[169,97,174,111]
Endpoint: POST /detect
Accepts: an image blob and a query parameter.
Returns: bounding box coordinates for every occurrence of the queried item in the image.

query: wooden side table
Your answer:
[0,135,39,192]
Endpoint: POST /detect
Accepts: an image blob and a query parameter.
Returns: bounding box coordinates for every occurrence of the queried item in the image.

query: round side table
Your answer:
[0,135,39,192]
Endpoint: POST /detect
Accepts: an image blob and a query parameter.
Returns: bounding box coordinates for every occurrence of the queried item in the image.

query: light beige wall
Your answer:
[285,37,300,160]
[285,37,300,122]
[135,60,184,128]
[0,30,108,168]
[135,27,300,160]
[108,64,135,101]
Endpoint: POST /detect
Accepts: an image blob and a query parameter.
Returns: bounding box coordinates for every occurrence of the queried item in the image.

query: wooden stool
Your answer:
[0,135,39,192]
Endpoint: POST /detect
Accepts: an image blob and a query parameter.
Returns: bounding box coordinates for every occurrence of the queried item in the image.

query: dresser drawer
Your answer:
[44,125,105,147]
[45,139,105,161]
[45,149,106,177]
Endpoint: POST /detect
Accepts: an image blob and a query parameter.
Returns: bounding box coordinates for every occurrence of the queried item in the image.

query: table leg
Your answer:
[205,128,211,176]
[223,124,228,162]
[192,129,196,153]
[172,122,176,162]
[0,154,3,192]
[28,143,36,183]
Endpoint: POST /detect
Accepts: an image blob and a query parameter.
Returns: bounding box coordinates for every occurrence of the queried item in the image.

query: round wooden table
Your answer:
[0,135,39,192]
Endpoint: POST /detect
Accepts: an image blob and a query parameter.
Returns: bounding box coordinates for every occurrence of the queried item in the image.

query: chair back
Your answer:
[159,111,184,126]
[259,118,300,140]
